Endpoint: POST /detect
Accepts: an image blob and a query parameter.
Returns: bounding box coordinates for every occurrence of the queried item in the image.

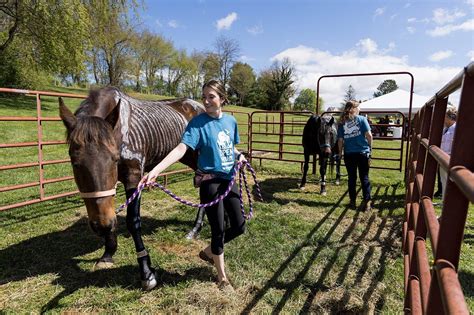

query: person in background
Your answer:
[139,79,246,291]
[439,105,457,199]
[337,100,373,211]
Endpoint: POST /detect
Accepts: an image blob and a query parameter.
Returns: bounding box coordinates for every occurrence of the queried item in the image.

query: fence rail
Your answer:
[0,88,248,211]
[403,62,473,314]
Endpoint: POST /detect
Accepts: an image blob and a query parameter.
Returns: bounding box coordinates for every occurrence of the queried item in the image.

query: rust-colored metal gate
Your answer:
[0,88,249,211]
[248,110,407,174]
[403,62,473,313]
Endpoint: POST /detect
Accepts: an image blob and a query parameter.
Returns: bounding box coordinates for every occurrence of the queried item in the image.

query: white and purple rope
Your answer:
[116,161,263,220]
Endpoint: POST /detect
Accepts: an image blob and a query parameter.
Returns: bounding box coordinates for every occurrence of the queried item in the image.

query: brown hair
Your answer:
[202,79,228,105]
[339,100,360,124]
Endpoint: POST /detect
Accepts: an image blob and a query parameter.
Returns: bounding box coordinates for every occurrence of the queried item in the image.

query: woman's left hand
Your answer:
[239,153,247,164]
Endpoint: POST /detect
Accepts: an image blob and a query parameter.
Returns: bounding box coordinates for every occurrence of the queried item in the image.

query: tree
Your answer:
[341,84,357,106]
[0,0,91,87]
[294,89,323,112]
[214,35,240,90]
[202,53,220,82]
[264,59,296,110]
[229,62,255,105]
[373,79,398,97]
[244,78,270,108]
[87,1,140,86]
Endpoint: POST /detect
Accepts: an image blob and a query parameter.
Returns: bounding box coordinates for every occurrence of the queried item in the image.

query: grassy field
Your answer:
[0,87,472,313]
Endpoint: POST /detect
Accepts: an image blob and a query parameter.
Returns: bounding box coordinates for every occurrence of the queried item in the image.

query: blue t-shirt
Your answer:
[337,115,371,154]
[181,113,240,179]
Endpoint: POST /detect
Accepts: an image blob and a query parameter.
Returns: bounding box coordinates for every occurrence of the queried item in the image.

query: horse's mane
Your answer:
[67,116,116,149]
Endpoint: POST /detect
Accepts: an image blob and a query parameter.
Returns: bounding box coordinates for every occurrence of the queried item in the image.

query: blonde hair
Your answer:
[340,100,360,124]
[446,105,457,121]
[202,79,228,105]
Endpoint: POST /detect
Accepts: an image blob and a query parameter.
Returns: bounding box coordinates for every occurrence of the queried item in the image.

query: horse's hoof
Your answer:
[300,186,306,191]
[335,181,340,185]
[321,191,327,196]
[185,230,200,240]
[141,272,157,291]
[93,260,114,271]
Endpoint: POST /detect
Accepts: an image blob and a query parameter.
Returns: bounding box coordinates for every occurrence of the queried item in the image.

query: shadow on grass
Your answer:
[0,215,210,313]
[254,176,405,211]
[0,191,126,228]
[242,182,404,314]
[459,270,474,298]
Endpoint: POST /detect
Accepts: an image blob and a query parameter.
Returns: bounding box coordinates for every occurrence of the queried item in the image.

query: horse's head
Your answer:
[317,115,337,157]
[59,97,120,236]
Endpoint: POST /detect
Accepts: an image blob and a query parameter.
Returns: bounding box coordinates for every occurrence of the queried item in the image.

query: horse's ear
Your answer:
[105,99,121,129]
[59,97,76,132]
[329,116,335,125]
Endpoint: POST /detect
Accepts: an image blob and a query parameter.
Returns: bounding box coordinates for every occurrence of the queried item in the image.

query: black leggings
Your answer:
[200,178,246,255]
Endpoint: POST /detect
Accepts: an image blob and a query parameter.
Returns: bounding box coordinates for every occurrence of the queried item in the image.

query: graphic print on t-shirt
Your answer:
[217,129,234,172]
[343,120,361,139]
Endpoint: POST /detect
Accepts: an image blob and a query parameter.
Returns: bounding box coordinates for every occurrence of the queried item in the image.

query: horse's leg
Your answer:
[335,154,341,185]
[320,156,327,196]
[185,207,205,240]
[125,188,157,291]
[300,152,310,189]
[89,215,117,269]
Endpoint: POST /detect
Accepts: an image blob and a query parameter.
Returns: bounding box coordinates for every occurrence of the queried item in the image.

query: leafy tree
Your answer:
[373,79,398,97]
[0,0,91,87]
[129,31,175,92]
[264,58,295,110]
[87,1,140,86]
[294,88,323,112]
[202,53,220,83]
[181,51,207,99]
[214,35,240,89]
[244,78,269,108]
[229,62,255,105]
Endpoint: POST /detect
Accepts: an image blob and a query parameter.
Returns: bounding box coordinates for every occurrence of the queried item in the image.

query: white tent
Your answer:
[359,89,429,116]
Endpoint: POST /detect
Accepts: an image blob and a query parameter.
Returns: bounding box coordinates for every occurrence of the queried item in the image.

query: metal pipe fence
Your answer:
[0,88,248,211]
[403,62,473,314]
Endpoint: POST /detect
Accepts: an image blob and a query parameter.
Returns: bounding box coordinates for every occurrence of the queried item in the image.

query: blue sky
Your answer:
[140,0,473,106]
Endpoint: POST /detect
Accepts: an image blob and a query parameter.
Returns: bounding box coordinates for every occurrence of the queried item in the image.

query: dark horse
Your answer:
[59,87,205,290]
[300,114,341,194]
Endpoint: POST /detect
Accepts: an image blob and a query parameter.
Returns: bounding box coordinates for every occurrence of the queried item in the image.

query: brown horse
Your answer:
[59,87,204,290]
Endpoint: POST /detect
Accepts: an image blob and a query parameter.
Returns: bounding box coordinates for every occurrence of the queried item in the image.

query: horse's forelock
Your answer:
[68,117,116,150]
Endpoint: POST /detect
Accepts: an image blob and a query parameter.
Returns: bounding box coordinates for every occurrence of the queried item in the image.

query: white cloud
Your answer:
[216,12,238,30]
[247,24,263,35]
[466,0,474,6]
[270,40,460,108]
[427,19,474,36]
[407,17,430,23]
[356,38,378,55]
[467,50,474,61]
[404,3,411,9]
[168,20,179,28]
[406,26,415,34]
[429,50,454,62]
[374,7,385,19]
[240,55,256,62]
[155,19,162,27]
[390,14,398,21]
[432,8,465,25]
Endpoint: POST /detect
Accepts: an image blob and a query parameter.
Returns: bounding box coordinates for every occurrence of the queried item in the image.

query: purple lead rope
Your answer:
[116,161,263,220]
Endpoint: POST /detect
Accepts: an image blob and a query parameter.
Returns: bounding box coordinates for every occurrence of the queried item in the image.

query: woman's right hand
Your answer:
[138,168,160,188]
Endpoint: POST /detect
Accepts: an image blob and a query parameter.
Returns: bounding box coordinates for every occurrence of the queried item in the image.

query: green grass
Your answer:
[0,87,472,313]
